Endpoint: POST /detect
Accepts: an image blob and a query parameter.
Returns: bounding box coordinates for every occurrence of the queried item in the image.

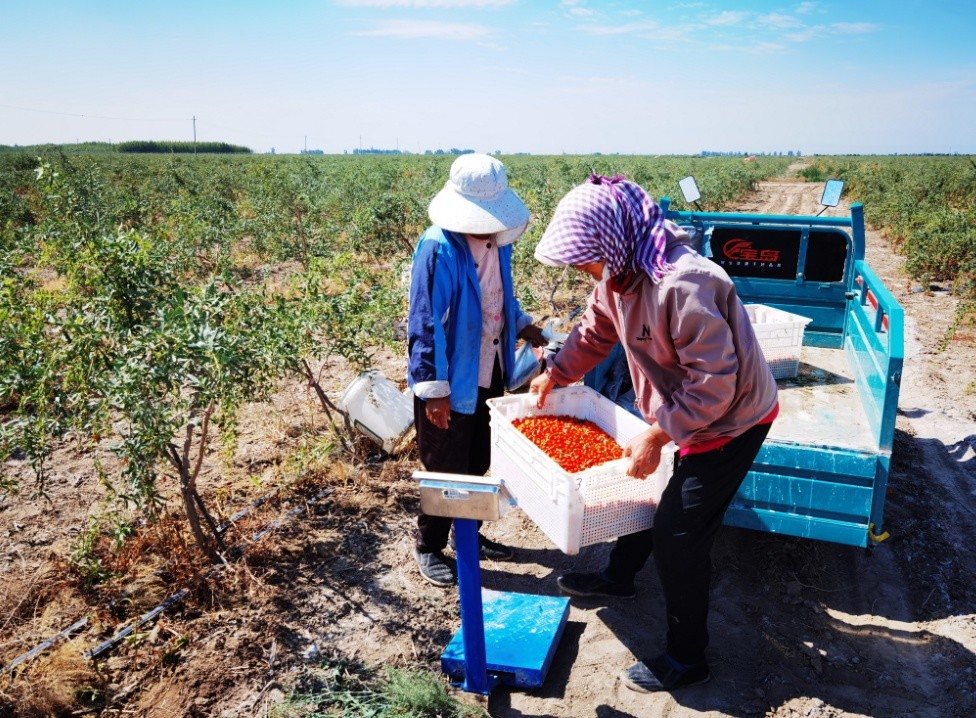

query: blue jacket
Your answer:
[407,226,530,414]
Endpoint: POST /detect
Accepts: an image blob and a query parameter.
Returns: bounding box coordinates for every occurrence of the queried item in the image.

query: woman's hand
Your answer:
[518,323,547,347]
[623,426,671,479]
[425,396,451,430]
[528,371,557,408]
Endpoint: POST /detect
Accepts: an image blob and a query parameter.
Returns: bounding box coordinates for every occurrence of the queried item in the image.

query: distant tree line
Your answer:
[347,147,477,155]
[0,141,254,154]
[117,141,252,154]
[351,147,405,155]
[424,148,476,156]
[701,150,803,157]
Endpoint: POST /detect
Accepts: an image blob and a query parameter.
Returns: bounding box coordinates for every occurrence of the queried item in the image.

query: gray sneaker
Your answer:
[414,549,455,587]
[556,570,636,599]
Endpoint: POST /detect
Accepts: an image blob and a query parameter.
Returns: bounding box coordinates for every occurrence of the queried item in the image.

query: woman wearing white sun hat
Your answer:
[407,153,546,587]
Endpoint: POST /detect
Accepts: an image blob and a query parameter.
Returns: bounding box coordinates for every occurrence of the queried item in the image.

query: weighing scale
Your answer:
[415,471,570,695]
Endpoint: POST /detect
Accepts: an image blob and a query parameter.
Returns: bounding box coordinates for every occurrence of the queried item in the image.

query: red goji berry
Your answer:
[513,415,622,473]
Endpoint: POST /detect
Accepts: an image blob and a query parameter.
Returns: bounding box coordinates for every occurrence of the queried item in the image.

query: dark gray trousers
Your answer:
[606,420,772,664]
[413,358,503,553]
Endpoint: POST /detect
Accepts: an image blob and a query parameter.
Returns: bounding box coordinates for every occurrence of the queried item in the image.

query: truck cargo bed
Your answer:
[769,345,876,454]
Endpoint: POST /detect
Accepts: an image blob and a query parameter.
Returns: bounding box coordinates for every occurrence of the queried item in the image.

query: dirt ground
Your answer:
[2,180,974,718]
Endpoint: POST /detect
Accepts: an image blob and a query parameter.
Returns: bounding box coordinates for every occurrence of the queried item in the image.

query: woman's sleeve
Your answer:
[407,238,452,398]
[546,282,619,386]
[655,275,738,443]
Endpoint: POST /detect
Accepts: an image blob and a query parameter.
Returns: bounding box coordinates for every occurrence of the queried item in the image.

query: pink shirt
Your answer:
[466,235,506,388]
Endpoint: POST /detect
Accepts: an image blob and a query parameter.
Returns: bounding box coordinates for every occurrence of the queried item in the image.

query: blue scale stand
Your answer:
[415,472,570,695]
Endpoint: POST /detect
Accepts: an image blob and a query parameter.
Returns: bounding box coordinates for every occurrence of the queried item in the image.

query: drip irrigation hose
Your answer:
[84,589,191,660]
[2,487,331,672]
[4,618,90,672]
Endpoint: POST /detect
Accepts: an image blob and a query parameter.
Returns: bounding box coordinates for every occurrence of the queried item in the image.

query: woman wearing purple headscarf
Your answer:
[529,174,779,693]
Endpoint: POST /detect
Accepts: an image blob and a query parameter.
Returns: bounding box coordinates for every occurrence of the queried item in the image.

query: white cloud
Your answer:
[710,40,788,54]
[560,1,598,19]
[759,12,803,30]
[354,19,491,39]
[706,11,748,27]
[781,21,877,44]
[795,2,817,15]
[831,22,878,35]
[577,20,661,36]
[753,41,789,53]
[783,27,820,43]
[338,0,514,7]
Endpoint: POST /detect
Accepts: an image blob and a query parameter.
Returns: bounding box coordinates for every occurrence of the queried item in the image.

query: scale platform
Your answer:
[415,471,570,693]
[441,589,570,689]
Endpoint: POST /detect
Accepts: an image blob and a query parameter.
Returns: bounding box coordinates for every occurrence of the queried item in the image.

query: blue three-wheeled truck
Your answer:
[585,178,905,550]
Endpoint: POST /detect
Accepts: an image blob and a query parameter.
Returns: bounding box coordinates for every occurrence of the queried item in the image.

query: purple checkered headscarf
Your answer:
[534,174,672,282]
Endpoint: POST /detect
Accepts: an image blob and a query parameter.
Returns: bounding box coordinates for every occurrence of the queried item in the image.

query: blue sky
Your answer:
[2,0,974,155]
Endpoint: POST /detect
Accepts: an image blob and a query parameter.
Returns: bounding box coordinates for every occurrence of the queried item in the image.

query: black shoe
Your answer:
[620,655,711,693]
[449,533,515,562]
[477,534,514,561]
[557,571,636,599]
[414,549,455,587]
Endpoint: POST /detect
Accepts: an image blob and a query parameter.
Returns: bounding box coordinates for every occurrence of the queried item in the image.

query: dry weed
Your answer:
[1,640,105,718]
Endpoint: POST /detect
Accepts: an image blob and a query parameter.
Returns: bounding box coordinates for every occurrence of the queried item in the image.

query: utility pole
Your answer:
[192,115,197,154]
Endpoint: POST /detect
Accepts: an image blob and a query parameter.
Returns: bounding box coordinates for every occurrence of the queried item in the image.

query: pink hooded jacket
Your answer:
[546,223,779,450]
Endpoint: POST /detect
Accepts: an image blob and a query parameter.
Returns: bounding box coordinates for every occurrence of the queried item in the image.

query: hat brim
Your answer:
[428,184,530,235]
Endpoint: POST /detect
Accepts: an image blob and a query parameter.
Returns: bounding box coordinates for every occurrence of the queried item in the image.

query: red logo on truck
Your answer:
[722,239,780,263]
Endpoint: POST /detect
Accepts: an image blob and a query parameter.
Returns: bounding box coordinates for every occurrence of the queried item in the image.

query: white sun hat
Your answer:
[428,153,530,246]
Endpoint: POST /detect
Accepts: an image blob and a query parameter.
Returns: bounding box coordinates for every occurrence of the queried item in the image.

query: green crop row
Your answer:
[0,150,791,292]
[0,150,789,565]
[802,155,976,297]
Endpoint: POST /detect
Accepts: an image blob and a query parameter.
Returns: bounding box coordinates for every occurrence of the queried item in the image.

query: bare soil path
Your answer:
[2,179,974,718]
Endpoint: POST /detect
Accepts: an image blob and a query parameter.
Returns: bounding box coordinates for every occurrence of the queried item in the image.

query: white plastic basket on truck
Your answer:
[486,385,674,555]
[745,304,813,380]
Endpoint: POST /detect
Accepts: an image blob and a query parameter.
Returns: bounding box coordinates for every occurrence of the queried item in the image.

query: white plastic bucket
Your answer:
[340,370,414,453]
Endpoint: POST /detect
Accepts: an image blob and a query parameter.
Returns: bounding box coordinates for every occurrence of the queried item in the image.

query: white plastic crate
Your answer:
[745,304,812,380]
[487,386,674,555]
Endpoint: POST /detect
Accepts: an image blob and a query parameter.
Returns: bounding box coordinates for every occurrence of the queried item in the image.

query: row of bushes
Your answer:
[117,140,252,154]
